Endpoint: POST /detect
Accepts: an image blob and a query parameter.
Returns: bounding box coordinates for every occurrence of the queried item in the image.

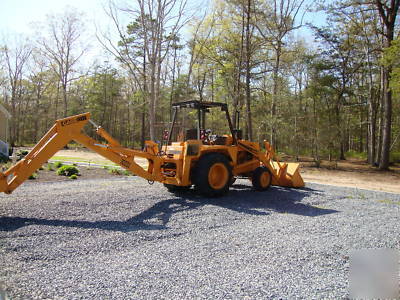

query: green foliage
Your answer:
[390,152,400,163]
[109,168,122,175]
[378,199,400,205]
[16,150,29,161]
[383,38,400,96]
[28,173,37,180]
[54,162,63,169]
[0,161,12,170]
[56,165,80,177]
[122,170,131,176]
[46,163,54,171]
[345,151,367,160]
[69,174,78,180]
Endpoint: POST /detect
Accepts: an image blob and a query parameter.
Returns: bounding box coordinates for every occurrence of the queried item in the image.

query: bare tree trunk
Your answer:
[367,81,377,164]
[149,68,156,141]
[10,88,17,146]
[375,0,399,169]
[62,84,68,117]
[3,43,31,146]
[359,105,363,153]
[337,106,346,160]
[55,81,60,120]
[170,46,177,121]
[244,0,253,140]
[313,96,319,163]
[271,42,281,147]
[379,66,392,169]
[142,48,148,148]
[233,6,245,130]
[376,88,383,165]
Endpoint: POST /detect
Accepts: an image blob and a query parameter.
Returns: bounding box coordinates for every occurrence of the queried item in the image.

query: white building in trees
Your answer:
[0,104,11,158]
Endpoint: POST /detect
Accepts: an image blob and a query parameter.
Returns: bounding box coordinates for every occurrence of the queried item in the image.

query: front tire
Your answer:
[251,167,272,191]
[193,153,232,197]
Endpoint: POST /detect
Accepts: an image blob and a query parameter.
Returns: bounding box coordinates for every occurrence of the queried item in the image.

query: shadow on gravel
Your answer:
[0,185,337,232]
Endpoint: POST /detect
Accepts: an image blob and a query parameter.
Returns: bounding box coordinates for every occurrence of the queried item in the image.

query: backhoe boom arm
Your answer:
[0,113,165,194]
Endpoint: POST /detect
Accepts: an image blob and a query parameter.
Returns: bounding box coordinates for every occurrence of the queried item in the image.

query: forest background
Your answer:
[1,0,399,170]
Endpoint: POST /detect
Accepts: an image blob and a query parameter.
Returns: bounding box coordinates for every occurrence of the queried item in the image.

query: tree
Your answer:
[37,7,87,117]
[383,37,400,153]
[383,37,400,96]
[313,21,366,159]
[28,51,52,141]
[254,0,307,147]
[100,0,188,141]
[0,38,32,145]
[374,0,399,169]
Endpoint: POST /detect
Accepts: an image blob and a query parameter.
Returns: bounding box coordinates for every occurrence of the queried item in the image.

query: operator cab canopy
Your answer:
[169,100,241,145]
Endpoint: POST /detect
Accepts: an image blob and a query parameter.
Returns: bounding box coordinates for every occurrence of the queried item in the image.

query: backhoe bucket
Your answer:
[270,161,304,188]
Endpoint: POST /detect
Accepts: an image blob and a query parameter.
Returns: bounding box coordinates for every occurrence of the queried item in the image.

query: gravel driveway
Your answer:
[0,178,399,299]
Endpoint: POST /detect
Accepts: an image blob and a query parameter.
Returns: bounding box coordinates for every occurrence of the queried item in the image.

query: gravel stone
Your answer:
[0,178,399,299]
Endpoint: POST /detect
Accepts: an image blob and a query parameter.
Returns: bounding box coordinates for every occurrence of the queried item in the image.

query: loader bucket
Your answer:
[270,161,305,188]
[261,141,304,188]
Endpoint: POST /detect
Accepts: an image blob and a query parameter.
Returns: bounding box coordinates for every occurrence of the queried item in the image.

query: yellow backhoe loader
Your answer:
[0,101,304,197]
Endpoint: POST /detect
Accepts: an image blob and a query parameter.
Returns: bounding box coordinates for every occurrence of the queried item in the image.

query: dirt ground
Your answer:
[4,148,400,194]
[301,167,400,194]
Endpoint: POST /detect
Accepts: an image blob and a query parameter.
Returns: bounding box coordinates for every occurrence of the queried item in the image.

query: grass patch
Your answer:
[345,150,367,160]
[122,170,131,176]
[69,174,78,180]
[108,168,132,176]
[0,161,12,170]
[51,156,120,167]
[51,155,147,170]
[51,156,103,164]
[109,168,123,175]
[378,199,400,205]
[358,193,366,200]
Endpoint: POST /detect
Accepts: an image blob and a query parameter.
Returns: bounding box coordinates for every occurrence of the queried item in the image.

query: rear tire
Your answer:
[193,153,232,197]
[251,167,272,191]
[163,184,191,194]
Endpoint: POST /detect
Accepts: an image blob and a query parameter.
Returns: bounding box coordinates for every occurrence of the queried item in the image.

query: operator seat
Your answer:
[186,129,198,140]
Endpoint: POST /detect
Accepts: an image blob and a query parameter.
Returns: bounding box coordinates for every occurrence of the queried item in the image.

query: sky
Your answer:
[0,0,107,35]
[0,0,124,65]
[0,0,326,64]
[0,0,326,34]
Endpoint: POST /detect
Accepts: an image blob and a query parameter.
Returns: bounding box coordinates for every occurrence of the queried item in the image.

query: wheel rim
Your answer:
[260,171,271,188]
[208,163,229,190]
